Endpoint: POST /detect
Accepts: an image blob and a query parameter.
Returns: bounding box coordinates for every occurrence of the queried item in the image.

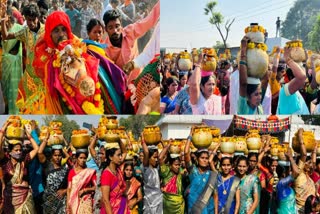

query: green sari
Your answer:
[160,164,184,214]
[1,23,23,114]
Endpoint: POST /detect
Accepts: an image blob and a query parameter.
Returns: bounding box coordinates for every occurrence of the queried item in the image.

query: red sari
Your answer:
[100,168,129,214]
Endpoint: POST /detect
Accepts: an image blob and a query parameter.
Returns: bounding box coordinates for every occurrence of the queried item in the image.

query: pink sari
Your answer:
[100,169,129,214]
[68,168,96,214]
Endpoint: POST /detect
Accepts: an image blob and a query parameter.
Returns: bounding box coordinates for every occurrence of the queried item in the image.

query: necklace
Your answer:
[221,175,231,195]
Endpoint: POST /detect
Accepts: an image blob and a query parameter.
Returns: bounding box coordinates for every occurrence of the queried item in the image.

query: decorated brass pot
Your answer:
[170,140,181,154]
[104,129,120,143]
[47,129,64,146]
[191,126,212,149]
[71,134,90,149]
[6,126,25,139]
[201,48,217,72]
[235,136,247,152]
[246,130,261,152]
[220,137,236,154]
[292,130,315,153]
[178,51,192,70]
[143,125,161,145]
[286,40,305,63]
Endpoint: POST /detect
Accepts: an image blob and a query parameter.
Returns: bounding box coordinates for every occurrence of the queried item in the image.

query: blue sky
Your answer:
[161,0,296,49]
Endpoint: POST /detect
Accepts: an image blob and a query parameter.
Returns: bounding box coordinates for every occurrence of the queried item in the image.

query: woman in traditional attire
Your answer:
[159,141,184,214]
[217,157,240,214]
[83,18,127,114]
[66,149,97,214]
[38,136,69,214]
[100,141,129,214]
[184,129,218,214]
[160,77,179,114]
[235,156,260,214]
[141,135,163,214]
[123,162,142,214]
[0,121,39,214]
[0,10,23,114]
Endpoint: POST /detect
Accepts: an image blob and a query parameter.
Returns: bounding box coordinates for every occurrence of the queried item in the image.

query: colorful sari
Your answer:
[15,23,46,114]
[42,162,68,214]
[1,23,23,114]
[126,177,141,214]
[160,165,184,214]
[276,175,297,214]
[83,39,127,114]
[3,155,35,214]
[187,165,214,214]
[238,174,261,214]
[217,174,237,214]
[100,168,129,214]
[68,168,96,214]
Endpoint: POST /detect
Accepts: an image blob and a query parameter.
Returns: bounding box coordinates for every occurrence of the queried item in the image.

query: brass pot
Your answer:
[47,133,64,146]
[220,141,235,154]
[169,144,181,154]
[191,126,212,149]
[247,48,268,79]
[178,58,192,71]
[104,130,120,143]
[6,126,25,139]
[235,137,247,152]
[246,137,262,152]
[292,131,315,153]
[143,125,161,145]
[71,134,90,148]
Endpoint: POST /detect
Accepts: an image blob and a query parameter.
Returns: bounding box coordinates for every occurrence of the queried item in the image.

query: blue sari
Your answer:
[187,165,214,214]
[217,174,236,214]
[161,95,176,114]
[276,175,297,214]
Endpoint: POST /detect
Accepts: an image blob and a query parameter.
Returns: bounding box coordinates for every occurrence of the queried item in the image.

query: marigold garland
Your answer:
[247,42,268,52]
[285,41,303,48]
[245,25,266,34]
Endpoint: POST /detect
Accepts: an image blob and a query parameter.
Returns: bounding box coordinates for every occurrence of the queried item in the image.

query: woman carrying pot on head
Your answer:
[38,134,69,214]
[188,53,222,115]
[276,46,309,114]
[276,151,297,214]
[100,140,129,214]
[141,134,163,214]
[234,156,260,214]
[238,36,265,115]
[123,160,142,214]
[0,121,39,213]
[66,149,97,214]
[184,128,218,214]
[159,140,184,214]
[217,156,240,214]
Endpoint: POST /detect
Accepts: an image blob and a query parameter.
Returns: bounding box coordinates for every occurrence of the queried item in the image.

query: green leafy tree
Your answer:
[281,0,320,49]
[308,14,320,52]
[300,115,320,126]
[42,115,80,142]
[119,115,162,140]
[204,1,235,49]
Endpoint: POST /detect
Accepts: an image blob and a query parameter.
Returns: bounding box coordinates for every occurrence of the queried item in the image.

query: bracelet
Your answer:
[187,136,192,141]
[239,60,247,66]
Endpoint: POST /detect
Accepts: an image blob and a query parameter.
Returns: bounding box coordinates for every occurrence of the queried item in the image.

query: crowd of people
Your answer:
[160,39,320,115]
[0,0,160,115]
[0,118,320,214]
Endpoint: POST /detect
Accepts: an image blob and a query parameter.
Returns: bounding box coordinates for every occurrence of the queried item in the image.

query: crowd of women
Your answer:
[0,118,320,214]
[160,38,320,115]
[0,0,160,115]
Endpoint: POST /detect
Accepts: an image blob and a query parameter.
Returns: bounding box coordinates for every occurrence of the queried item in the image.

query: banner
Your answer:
[202,118,234,134]
[234,115,290,133]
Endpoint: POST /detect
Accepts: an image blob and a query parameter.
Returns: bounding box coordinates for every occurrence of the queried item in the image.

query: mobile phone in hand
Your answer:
[83,122,93,130]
